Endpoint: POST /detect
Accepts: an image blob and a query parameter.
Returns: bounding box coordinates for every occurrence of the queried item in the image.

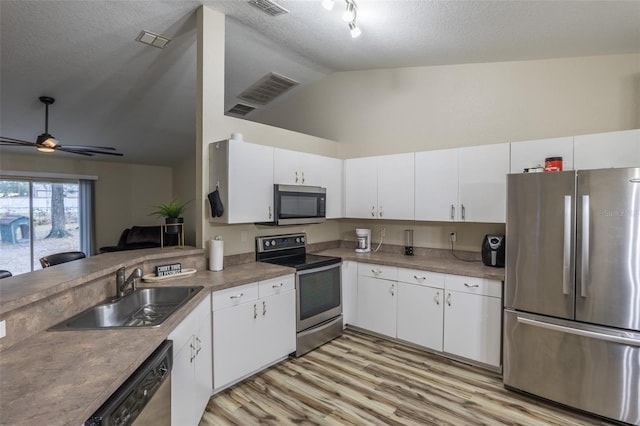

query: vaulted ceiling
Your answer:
[1,1,638,166]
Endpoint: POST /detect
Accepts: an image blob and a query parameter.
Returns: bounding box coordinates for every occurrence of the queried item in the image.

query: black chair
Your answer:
[0,270,12,279]
[39,251,86,268]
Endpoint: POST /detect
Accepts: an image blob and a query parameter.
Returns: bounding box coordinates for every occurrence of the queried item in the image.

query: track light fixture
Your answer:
[323,0,361,38]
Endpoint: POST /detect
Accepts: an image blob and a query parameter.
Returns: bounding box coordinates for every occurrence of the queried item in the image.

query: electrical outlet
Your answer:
[449,232,457,242]
[0,320,6,339]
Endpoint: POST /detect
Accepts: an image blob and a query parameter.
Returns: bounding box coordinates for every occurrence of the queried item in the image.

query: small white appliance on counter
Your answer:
[355,229,371,253]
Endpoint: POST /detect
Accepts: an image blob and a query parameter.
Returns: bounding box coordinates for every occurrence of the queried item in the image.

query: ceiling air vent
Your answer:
[227,103,257,117]
[248,0,289,16]
[237,72,299,106]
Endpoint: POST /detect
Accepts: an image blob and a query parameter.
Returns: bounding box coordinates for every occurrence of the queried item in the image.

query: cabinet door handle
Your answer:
[413,275,426,281]
[461,204,466,220]
[253,304,258,319]
[371,206,376,217]
[269,206,272,219]
[195,336,202,355]
[446,292,452,307]
[390,284,395,296]
[230,293,244,300]
[272,282,283,289]
[463,283,479,288]
[450,204,455,220]
[379,206,383,218]
[263,300,267,316]
[435,291,440,305]
[190,342,196,363]
[295,171,299,183]
[372,268,382,275]
[301,171,305,184]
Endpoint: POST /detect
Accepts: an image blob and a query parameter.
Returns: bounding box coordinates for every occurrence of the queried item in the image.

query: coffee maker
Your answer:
[355,228,371,253]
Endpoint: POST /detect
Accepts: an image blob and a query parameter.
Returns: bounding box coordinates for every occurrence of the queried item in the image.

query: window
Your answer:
[0,176,95,275]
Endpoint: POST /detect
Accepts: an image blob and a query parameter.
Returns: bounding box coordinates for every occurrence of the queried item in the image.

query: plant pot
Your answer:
[165,217,184,235]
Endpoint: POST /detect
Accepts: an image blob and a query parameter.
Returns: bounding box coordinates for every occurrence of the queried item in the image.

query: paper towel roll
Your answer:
[209,238,224,271]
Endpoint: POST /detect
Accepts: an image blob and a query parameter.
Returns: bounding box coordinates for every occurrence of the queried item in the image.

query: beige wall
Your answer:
[254,54,640,158]
[197,7,341,254]
[0,151,174,251]
[172,153,197,246]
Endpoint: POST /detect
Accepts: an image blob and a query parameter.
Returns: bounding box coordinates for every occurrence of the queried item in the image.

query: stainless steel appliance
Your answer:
[265,184,326,226]
[504,167,640,425]
[85,340,173,425]
[256,233,342,357]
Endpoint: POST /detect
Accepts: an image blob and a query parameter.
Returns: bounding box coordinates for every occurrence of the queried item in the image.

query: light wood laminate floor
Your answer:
[200,329,614,426]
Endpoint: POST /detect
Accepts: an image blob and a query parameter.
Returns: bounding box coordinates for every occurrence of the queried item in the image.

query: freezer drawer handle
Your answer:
[463,283,479,288]
[630,178,640,183]
[517,317,640,347]
[562,195,572,295]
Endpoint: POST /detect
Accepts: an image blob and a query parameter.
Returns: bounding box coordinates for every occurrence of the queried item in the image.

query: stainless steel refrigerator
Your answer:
[504,167,640,425]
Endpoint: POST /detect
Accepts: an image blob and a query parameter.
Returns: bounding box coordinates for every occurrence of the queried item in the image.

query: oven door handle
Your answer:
[296,262,342,276]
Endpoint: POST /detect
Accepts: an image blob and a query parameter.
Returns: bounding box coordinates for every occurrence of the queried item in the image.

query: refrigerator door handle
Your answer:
[581,195,590,297]
[563,195,572,295]
[517,317,640,347]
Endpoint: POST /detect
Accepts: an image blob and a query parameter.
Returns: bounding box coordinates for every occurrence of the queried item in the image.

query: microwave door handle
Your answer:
[562,195,571,295]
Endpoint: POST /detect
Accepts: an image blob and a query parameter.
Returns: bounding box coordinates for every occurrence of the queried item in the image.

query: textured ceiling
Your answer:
[1,0,638,166]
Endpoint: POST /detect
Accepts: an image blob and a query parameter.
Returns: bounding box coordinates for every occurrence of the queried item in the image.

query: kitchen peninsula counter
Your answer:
[0,248,293,426]
[314,247,505,281]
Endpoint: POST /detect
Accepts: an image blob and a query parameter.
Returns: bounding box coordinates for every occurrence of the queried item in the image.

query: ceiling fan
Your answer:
[0,96,123,156]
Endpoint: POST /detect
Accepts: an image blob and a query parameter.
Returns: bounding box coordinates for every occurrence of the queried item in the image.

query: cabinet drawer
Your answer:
[358,263,398,280]
[259,274,295,298]
[397,268,445,288]
[212,282,259,311]
[444,275,502,298]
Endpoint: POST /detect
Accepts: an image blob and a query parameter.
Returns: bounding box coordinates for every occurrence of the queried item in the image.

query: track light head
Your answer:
[342,0,356,22]
[349,21,361,38]
[322,0,334,11]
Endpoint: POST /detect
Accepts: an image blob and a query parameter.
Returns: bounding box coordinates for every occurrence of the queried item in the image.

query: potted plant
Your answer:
[150,199,191,234]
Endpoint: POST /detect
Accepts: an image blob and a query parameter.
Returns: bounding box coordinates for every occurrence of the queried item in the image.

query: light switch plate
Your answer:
[0,320,6,339]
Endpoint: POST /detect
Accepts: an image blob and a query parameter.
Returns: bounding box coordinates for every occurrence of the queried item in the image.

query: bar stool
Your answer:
[39,251,86,268]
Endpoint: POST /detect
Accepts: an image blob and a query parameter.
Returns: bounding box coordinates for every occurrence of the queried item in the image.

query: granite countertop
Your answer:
[314,248,506,281]
[0,259,293,426]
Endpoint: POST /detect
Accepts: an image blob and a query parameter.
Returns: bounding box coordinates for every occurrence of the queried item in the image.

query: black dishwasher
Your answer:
[85,340,172,426]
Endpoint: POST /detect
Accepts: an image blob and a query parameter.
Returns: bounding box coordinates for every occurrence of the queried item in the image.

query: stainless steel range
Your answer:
[256,233,342,357]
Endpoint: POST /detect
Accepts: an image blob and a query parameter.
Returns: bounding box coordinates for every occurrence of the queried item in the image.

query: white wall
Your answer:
[0,151,174,251]
[172,153,197,246]
[254,54,640,158]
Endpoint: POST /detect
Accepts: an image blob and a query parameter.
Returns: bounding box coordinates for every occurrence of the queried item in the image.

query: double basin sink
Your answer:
[50,286,203,330]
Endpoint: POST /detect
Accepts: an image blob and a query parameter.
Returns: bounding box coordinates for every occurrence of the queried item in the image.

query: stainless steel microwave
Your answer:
[271,184,326,225]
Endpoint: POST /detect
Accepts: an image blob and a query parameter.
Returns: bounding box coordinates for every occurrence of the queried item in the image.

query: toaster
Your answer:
[482,235,505,267]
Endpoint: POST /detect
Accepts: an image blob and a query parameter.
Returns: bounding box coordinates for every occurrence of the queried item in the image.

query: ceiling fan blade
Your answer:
[0,136,36,146]
[56,146,123,156]
[58,144,118,151]
[55,147,94,156]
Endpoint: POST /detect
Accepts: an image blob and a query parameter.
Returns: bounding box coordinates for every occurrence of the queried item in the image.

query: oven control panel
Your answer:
[256,233,306,253]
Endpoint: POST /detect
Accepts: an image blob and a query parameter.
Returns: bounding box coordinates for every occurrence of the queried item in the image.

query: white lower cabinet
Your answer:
[169,295,212,426]
[354,264,502,369]
[212,275,295,392]
[396,268,445,352]
[442,275,502,367]
[341,260,358,327]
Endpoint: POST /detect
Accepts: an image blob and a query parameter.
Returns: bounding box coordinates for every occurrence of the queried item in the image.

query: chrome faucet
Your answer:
[116,266,142,297]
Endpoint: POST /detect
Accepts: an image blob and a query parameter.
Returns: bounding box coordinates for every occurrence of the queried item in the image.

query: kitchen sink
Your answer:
[49,286,203,330]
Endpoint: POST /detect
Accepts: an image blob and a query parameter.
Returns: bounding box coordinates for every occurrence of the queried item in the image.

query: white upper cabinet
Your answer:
[510,136,574,173]
[209,139,274,223]
[345,156,379,219]
[274,148,322,186]
[378,153,415,220]
[458,143,510,223]
[574,129,640,170]
[345,153,414,220]
[317,155,343,219]
[415,148,459,221]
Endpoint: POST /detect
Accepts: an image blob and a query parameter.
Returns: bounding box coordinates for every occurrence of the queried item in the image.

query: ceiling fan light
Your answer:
[322,0,334,10]
[349,21,362,38]
[342,1,356,22]
[36,133,58,152]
